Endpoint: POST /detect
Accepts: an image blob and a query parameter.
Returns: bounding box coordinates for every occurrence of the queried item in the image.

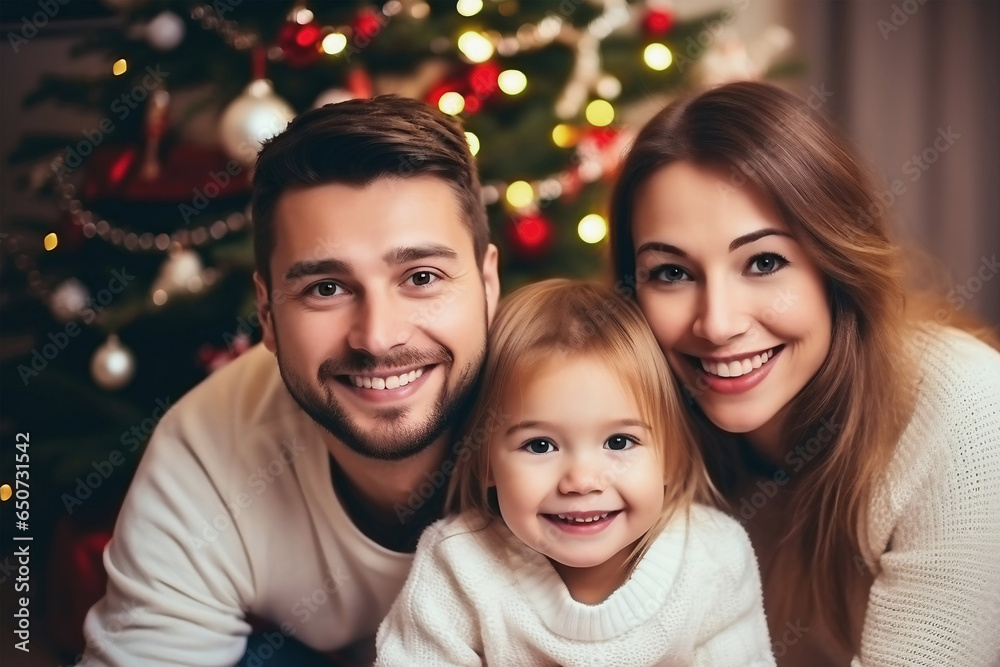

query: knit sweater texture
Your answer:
[376,505,776,666]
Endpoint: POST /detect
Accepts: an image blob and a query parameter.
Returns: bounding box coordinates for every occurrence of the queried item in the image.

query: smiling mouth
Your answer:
[337,365,432,390]
[544,510,622,525]
[687,345,784,379]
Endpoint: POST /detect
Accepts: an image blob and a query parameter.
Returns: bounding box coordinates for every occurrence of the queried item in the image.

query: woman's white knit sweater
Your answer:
[376,504,776,667]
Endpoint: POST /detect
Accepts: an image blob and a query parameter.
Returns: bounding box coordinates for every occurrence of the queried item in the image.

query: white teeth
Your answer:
[701,349,776,378]
[349,368,425,390]
[555,512,610,523]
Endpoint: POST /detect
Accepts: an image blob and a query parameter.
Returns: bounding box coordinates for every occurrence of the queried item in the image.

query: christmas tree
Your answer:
[1,0,795,659]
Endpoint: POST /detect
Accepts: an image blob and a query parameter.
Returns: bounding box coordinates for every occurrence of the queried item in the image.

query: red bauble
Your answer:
[509,214,554,257]
[353,8,385,44]
[278,20,323,68]
[643,9,675,36]
[469,62,500,97]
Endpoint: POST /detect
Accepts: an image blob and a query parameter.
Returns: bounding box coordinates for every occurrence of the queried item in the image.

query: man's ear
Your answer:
[253,272,277,353]
[482,243,501,326]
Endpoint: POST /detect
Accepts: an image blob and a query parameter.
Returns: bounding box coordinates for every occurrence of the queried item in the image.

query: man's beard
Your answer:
[277,339,485,462]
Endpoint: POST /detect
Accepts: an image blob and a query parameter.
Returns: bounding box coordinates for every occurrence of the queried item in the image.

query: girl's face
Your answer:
[488,354,665,593]
[631,161,832,453]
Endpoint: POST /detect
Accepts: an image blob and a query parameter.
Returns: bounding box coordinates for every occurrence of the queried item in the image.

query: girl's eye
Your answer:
[605,434,638,451]
[650,264,691,283]
[747,253,789,275]
[309,281,345,297]
[523,439,556,455]
[409,271,439,287]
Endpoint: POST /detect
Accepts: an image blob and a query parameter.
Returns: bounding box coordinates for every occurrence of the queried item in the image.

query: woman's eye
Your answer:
[747,253,789,275]
[409,271,438,287]
[605,434,637,451]
[310,281,344,297]
[651,265,690,283]
[523,439,556,455]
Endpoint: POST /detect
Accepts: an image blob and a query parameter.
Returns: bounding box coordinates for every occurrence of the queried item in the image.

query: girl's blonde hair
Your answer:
[447,279,714,569]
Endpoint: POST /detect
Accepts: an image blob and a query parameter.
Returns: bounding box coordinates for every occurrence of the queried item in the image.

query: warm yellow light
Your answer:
[43,233,58,251]
[497,69,527,95]
[644,43,673,71]
[577,214,608,244]
[456,0,483,17]
[438,91,466,115]
[585,99,614,127]
[465,131,480,156]
[457,31,494,63]
[112,59,127,76]
[322,33,347,55]
[551,123,577,148]
[506,180,534,208]
[152,289,168,306]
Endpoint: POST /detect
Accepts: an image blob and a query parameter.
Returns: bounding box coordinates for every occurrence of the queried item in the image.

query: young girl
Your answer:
[376,279,776,666]
[610,81,1000,665]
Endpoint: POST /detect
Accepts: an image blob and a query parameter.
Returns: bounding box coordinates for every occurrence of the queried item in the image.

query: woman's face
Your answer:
[631,161,832,451]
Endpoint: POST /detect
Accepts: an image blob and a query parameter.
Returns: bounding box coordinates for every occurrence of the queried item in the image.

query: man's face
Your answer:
[255,176,499,461]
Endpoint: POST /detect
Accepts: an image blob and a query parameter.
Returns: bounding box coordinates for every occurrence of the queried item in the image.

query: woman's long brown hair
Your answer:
[610,81,922,649]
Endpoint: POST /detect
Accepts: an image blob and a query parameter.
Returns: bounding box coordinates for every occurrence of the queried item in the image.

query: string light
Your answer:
[551,124,577,148]
[577,214,608,244]
[294,8,314,24]
[44,233,58,251]
[458,31,494,63]
[456,0,483,17]
[506,181,534,209]
[322,33,347,54]
[438,91,466,115]
[465,131,480,156]
[585,99,614,127]
[643,43,673,71]
[112,59,127,76]
[498,69,527,95]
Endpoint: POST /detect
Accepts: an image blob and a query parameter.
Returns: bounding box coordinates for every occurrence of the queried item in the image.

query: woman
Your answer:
[610,81,1000,666]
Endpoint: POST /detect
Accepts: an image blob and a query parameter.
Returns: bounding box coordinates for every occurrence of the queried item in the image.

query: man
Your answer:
[82,96,500,665]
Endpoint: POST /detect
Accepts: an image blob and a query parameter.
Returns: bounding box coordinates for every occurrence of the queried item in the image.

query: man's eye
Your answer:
[310,281,343,297]
[409,271,438,287]
[523,439,556,454]
[605,435,637,451]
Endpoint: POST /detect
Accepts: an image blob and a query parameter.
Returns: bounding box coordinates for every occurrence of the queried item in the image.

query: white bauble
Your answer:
[90,335,136,390]
[219,80,296,167]
[152,248,203,296]
[147,11,186,51]
[50,278,90,323]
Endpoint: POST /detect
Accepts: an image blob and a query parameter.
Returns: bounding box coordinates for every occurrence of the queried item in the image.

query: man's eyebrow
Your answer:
[283,258,353,282]
[383,244,459,265]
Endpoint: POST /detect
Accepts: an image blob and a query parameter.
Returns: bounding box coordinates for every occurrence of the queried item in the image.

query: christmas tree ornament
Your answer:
[508,213,553,257]
[140,89,171,181]
[146,11,186,51]
[50,278,91,323]
[643,7,675,36]
[152,246,204,297]
[219,78,296,168]
[277,12,323,68]
[90,335,136,390]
